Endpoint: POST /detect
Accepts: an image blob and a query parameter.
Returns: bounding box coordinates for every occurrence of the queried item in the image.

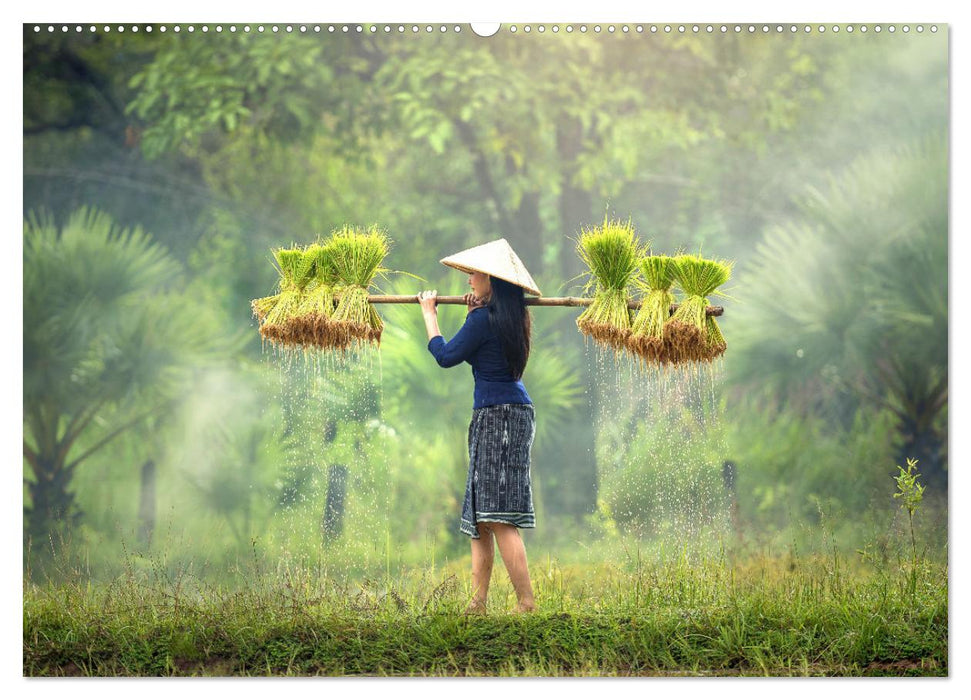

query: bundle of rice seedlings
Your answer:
[665,254,732,363]
[327,225,391,348]
[628,254,677,364]
[258,246,315,348]
[287,241,342,349]
[575,217,644,351]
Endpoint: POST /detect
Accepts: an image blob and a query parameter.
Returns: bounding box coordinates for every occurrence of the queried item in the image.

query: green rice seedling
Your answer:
[328,225,391,348]
[259,246,315,348]
[665,254,732,363]
[629,254,677,365]
[575,217,645,352]
[288,241,343,349]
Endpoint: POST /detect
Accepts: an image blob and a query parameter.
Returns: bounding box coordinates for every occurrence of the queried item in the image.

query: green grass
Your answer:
[23,552,946,677]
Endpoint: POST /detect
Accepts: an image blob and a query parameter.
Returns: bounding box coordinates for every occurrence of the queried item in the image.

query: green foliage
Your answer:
[371,278,482,552]
[120,30,835,280]
[23,207,224,540]
[596,388,725,539]
[726,401,900,542]
[24,209,175,407]
[24,29,160,136]
[377,277,473,433]
[126,33,349,159]
[596,378,902,549]
[520,343,584,449]
[725,137,947,483]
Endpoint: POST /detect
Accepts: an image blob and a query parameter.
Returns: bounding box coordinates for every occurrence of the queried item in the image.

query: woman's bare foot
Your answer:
[464,599,487,616]
[512,601,536,614]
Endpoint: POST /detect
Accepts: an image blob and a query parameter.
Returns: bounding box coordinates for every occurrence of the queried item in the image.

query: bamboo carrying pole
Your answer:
[367,295,724,316]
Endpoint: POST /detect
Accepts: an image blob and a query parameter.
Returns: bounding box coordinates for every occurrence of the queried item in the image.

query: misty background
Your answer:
[22,24,948,582]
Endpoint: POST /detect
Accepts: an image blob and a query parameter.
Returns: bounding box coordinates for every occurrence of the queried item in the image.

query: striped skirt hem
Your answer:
[460,512,536,538]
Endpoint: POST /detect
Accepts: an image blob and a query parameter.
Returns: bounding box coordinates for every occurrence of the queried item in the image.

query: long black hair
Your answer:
[487,276,531,380]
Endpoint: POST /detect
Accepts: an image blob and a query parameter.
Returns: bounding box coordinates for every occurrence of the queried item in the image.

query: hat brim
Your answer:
[441,261,542,296]
[439,238,542,296]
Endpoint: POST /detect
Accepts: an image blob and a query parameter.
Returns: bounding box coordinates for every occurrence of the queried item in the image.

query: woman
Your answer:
[417,238,541,614]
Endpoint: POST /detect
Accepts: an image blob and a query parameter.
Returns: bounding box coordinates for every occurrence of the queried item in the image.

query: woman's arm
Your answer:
[420,290,489,368]
[418,289,441,341]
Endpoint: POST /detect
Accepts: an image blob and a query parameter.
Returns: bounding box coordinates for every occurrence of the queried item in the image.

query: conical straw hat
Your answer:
[440,238,542,296]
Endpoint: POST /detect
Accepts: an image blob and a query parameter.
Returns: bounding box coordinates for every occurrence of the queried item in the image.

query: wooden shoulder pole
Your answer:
[367,294,724,317]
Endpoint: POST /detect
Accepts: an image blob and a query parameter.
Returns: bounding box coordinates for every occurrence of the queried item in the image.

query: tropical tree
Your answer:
[23,207,222,543]
[725,137,948,489]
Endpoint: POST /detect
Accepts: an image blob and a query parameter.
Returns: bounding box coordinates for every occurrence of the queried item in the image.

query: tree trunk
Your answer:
[323,464,349,541]
[138,460,156,546]
[556,118,594,284]
[25,454,79,547]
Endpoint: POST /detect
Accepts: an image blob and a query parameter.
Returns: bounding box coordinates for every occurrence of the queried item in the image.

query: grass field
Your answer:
[23,547,947,677]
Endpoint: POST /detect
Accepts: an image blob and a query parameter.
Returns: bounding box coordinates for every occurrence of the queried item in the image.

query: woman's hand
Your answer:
[418,289,438,316]
[464,293,486,313]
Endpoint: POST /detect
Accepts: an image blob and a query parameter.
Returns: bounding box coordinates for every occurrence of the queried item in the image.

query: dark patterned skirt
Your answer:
[460,403,536,539]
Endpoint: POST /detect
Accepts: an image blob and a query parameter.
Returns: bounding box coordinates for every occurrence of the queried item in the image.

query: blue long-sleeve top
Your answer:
[427,306,532,409]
